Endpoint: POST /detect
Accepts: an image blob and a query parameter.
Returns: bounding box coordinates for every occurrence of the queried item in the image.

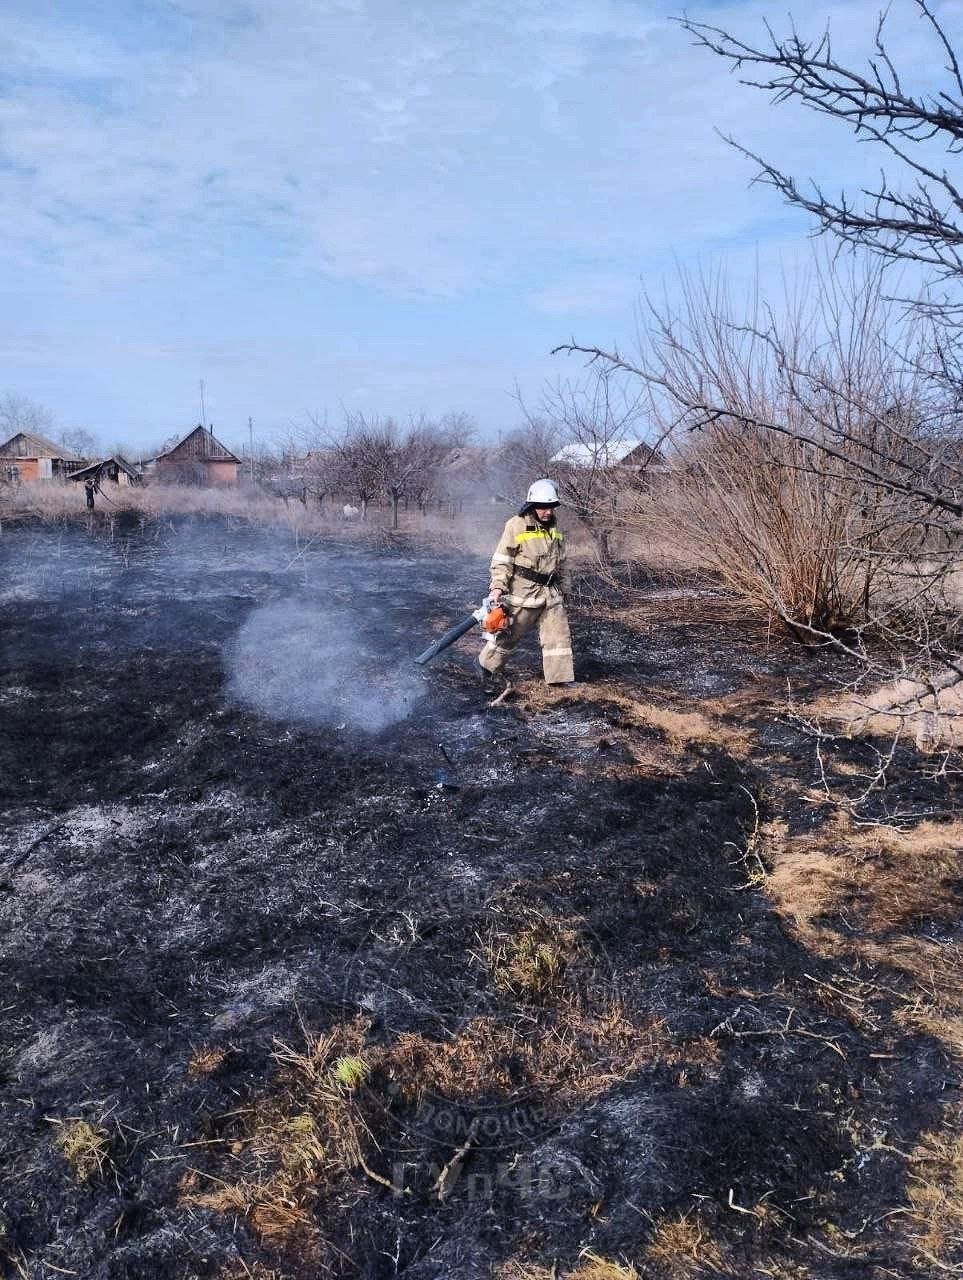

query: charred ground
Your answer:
[0,515,959,1279]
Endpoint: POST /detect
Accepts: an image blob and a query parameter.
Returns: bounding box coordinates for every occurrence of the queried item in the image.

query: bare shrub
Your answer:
[559,259,963,746]
[544,0,963,776]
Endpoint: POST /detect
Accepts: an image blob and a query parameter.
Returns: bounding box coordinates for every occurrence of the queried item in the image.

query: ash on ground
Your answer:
[0,517,958,1280]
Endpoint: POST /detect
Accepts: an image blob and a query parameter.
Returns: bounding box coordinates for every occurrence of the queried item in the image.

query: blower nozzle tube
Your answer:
[413,614,479,666]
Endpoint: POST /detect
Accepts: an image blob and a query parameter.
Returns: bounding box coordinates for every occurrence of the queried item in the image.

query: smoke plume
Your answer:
[227,599,425,733]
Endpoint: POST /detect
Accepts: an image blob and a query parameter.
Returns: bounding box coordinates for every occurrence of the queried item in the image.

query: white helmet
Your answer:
[525,478,560,506]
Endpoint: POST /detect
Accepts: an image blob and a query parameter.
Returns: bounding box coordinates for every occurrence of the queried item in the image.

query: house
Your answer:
[68,456,142,489]
[152,425,240,485]
[0,431,84,483]
[548,439,667,472]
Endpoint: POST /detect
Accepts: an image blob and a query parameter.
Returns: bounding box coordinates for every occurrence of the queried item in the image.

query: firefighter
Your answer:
[479,478,574,686]
[84,476,97,510]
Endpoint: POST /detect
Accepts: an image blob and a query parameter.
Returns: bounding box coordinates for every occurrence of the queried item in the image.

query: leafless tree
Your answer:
[320,412,473,527]
[374,416,427,529]
[323,415,383,519]
[403,416,467,519]
[511,371,663,564]
[437,410,477,449]
[269,426,335,506]
[299,447,337,507]
[676,3,963,308]
[496,413,562,492]
[0,393,56,442]
[59,427,99,459]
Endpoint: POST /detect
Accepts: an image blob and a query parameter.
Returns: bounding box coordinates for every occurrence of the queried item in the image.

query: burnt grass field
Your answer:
[0,514,960,1280]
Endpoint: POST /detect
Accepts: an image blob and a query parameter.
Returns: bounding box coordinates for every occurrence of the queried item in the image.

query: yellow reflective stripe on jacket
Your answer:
[516,528,562,544]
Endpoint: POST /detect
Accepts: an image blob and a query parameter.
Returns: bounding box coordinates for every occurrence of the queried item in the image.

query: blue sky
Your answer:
[0,0,955,452]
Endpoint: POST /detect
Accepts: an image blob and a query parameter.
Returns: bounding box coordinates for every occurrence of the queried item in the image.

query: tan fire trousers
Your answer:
[478,599,574,684]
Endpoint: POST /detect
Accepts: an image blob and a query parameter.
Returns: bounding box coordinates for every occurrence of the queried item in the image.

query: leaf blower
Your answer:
[414,596,510,666]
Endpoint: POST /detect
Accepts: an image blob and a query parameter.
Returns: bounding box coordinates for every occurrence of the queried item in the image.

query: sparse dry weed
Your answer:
[645,1210,727,1276]
[191,1170,328,1259]
[182,1023,372,1253]
[217,1262,292,1280]
[493,1263,557,1280]
[393,1004,676,1107]
[567,1253,639,1280]
[488,919,579,1002]
[905,1107,963,1269]
[51,1116,111,1182]
[183,992,694,1259]
[748,1261,816,1279]
[188,1044,228,1078]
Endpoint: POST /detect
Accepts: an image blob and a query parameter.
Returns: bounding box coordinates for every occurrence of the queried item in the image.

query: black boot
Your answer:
[478,666,508,697]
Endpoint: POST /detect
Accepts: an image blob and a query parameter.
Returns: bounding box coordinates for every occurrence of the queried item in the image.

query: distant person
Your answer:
[84,477,97,510]
[478,478,574,689]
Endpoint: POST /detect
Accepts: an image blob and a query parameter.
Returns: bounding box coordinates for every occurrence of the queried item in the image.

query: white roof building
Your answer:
[549,439,666,469]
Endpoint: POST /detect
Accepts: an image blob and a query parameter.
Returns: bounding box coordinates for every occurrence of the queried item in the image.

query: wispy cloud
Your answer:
[529,271,641,315]
[0,0,954,439]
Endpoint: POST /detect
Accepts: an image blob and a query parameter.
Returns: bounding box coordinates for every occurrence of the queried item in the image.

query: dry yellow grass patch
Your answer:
[188,1044,228,1078]
[188,1176,325,1257]
[866,937,963,1057]
[765,813,963,1056]
[523,681,751,758]
[905,1107,963,1270]
[645,1211,727,1277]
[766,812,962,941]
[765,835,853,945]
[813,675,963,749]
[50,1117,111,1182]
[567,1254,639,1279]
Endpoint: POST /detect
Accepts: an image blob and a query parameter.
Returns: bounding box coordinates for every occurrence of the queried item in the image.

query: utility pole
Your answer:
[248,416,255,486]
[199,380,207,428]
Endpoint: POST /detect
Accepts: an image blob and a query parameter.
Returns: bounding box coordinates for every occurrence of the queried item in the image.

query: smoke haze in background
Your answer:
[227,600,426,733]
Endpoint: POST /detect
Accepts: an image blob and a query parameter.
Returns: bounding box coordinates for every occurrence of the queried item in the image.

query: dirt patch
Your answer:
[0,518,959,1279]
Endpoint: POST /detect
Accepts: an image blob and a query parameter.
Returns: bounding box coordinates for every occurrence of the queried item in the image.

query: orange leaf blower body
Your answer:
[482,603,510,634]
[413,596,512,666]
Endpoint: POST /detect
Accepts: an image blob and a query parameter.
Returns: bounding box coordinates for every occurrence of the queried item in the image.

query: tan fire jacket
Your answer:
[488,514,568,609]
